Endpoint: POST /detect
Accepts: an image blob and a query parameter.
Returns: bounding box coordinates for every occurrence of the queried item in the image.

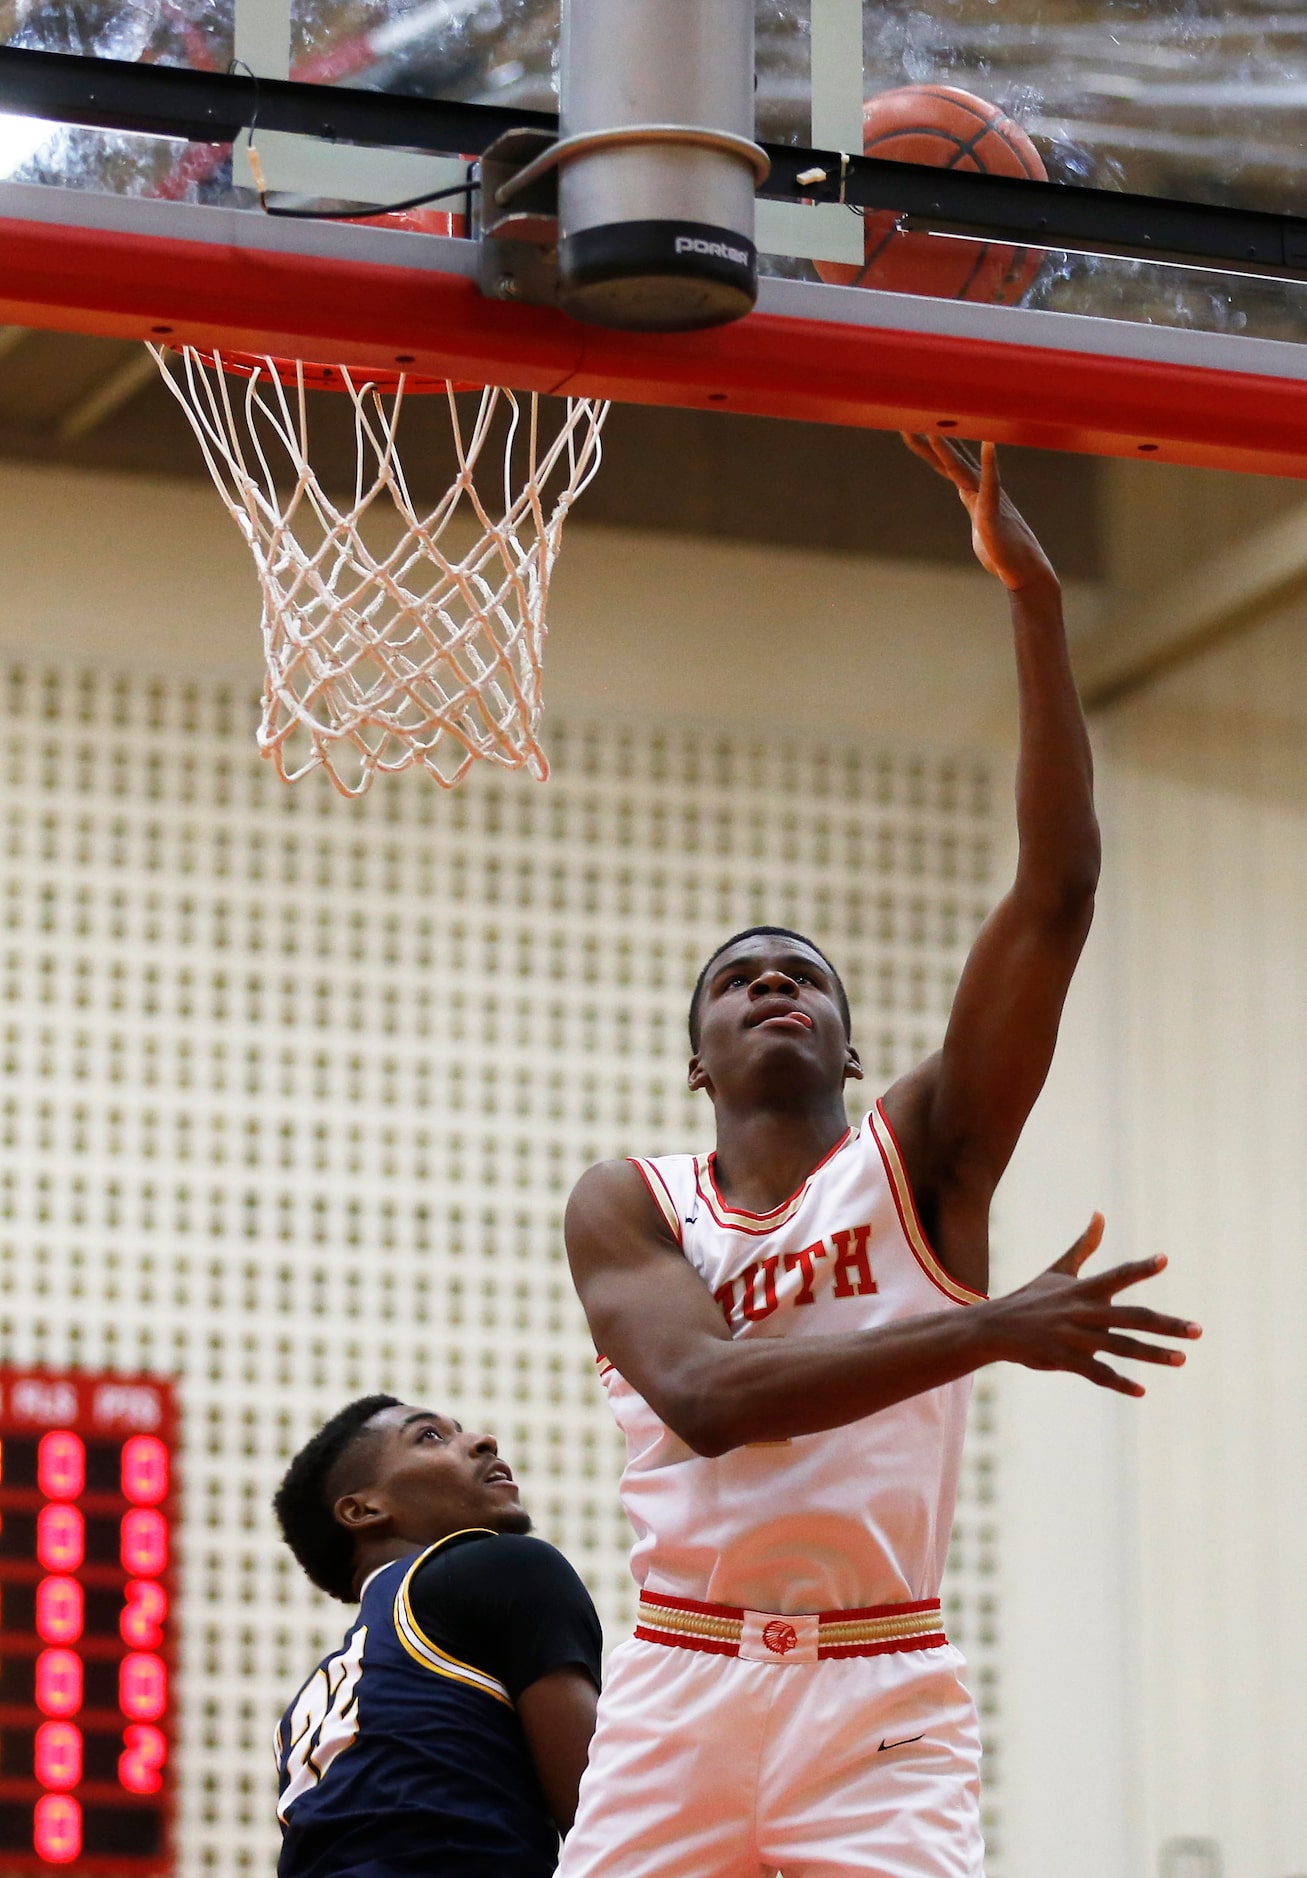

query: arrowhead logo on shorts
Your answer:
[762,1620,798,1657]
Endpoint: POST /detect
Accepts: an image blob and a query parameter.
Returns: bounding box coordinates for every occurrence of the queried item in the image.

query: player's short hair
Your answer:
[687,926,851,1048]
[274,1394,400,1603]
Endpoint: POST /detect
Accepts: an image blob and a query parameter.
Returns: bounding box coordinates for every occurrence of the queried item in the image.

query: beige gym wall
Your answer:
[1000,462,1307,1878]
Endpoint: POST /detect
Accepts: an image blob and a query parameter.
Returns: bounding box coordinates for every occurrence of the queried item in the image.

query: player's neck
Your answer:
[350,1533,434,1595]
[709,1101,851,1215]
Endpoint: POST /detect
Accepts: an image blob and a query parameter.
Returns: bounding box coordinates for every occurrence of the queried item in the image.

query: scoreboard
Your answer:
[0,1370,176,1872]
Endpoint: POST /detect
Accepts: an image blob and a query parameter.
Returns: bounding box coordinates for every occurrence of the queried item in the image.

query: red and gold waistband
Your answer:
[635,1590,947,1664]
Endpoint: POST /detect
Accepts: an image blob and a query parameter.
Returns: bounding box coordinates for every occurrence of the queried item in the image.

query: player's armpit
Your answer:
[896,867,1097,1247]
[515,1667,599,1835]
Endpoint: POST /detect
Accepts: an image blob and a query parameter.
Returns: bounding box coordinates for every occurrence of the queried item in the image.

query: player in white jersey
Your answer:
[558,439,1202,1878]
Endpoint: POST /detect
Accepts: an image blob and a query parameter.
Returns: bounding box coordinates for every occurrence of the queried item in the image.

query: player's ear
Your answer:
[333,1490,390,1535]
[843,1043,864,1084]
[687,1053,713,1096]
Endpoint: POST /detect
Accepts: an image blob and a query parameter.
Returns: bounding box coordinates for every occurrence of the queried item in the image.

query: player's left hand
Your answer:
[901,433,1057,594]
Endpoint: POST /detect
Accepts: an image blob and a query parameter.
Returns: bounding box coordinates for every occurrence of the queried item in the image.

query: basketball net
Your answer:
[150,346,609,797]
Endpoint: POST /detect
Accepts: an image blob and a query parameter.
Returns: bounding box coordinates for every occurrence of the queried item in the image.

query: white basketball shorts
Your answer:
[558,1595,983,1878]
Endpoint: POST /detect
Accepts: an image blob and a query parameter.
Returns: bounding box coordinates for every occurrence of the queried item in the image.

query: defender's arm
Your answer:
[517,1668,599,1835]
[568,1163,1196,1457]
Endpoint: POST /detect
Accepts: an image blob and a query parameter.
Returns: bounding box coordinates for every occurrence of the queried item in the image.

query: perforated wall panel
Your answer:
[0,666,1001,1873]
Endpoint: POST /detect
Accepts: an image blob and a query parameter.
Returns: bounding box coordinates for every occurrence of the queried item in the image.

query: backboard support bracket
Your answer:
[478,129,561,311]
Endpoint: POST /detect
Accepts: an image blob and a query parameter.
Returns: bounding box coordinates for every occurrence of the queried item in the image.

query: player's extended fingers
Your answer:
[1078,1251,1167,1293]
[1047,1210,1106,1277]
[915,433,980,497]
[1095,1333,1188,1367]
[1106,1304,1203,1340]
[900,433,973,488]
[900,431,941,469]
[1080,1358,1146,1399]
[976,441,1002,530]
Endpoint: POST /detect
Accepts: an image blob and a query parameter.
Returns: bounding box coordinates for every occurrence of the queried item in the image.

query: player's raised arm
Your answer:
[567,1167,1198,1456]
[885,437,1101,1296]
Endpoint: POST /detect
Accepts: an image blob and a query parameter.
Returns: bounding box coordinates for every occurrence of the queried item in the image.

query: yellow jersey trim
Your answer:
[392,1530,514,1709]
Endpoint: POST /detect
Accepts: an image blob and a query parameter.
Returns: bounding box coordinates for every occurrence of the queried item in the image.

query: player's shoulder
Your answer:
[408,1534,602,1701]
[481,1533,595,1605]
[566,1153,697,1259]
[415,1532,588,1600]
[409,1535,598,1646]
[569,1155,640,1198]
[567,1154,672,1222]
[581,1140,705,1184]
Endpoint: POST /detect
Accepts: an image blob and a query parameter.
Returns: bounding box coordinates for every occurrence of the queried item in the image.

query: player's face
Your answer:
[689,936,861,1103]
[352,1404,531,1544]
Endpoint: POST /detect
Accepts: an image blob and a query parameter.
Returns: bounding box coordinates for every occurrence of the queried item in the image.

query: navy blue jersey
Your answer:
[275,1529,602,1878]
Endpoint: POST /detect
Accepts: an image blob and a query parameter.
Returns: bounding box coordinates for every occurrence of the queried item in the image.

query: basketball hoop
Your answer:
[150,346,609,797]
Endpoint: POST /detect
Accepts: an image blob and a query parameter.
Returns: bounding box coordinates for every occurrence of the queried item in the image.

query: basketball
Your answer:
[814,85,1046,303]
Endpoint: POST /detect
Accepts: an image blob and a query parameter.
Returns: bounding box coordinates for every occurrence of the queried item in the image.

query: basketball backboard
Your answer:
[1,0,1306,474]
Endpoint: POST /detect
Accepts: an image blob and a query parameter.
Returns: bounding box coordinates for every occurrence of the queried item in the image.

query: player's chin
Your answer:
[722,1036,820,1084]
[486,1503,532,1536]
[745,1040,839,1088]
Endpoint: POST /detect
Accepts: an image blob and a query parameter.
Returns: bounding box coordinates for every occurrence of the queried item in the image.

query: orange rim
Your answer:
[186,349,478,395]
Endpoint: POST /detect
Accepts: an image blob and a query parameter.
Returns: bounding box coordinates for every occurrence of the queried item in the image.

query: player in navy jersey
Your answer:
[272,1393,602,1878]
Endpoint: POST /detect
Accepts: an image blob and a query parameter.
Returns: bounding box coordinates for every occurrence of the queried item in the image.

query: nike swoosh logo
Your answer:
[877,1733,925,1753]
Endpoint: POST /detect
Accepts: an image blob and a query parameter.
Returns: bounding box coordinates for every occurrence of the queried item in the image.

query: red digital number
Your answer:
[36,1506,84,1574]
[35,1578,84,1646]
[121,1435,169,1507]
[120,1508,168,1576]
[119,1652,167,1722]
[34,1651,82,1720]
[33,1723,82,1792]
[36,1433,85,1503]
[118,1724,167,1796]
[120,1579,167,1650]
[32,1794,81,1864]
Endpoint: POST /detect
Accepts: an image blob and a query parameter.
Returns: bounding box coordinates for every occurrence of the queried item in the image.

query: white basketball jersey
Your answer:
[599,1101,984,1614]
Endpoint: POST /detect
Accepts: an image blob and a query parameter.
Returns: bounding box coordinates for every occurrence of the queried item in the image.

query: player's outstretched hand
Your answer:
[901,433,1056,594]
[987,1212,1202,1397]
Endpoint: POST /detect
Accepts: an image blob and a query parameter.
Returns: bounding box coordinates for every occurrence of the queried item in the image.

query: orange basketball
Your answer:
[814,85,1046,303]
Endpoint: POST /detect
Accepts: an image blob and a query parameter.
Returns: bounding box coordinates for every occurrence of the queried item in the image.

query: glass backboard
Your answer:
[0,0,1306,474]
